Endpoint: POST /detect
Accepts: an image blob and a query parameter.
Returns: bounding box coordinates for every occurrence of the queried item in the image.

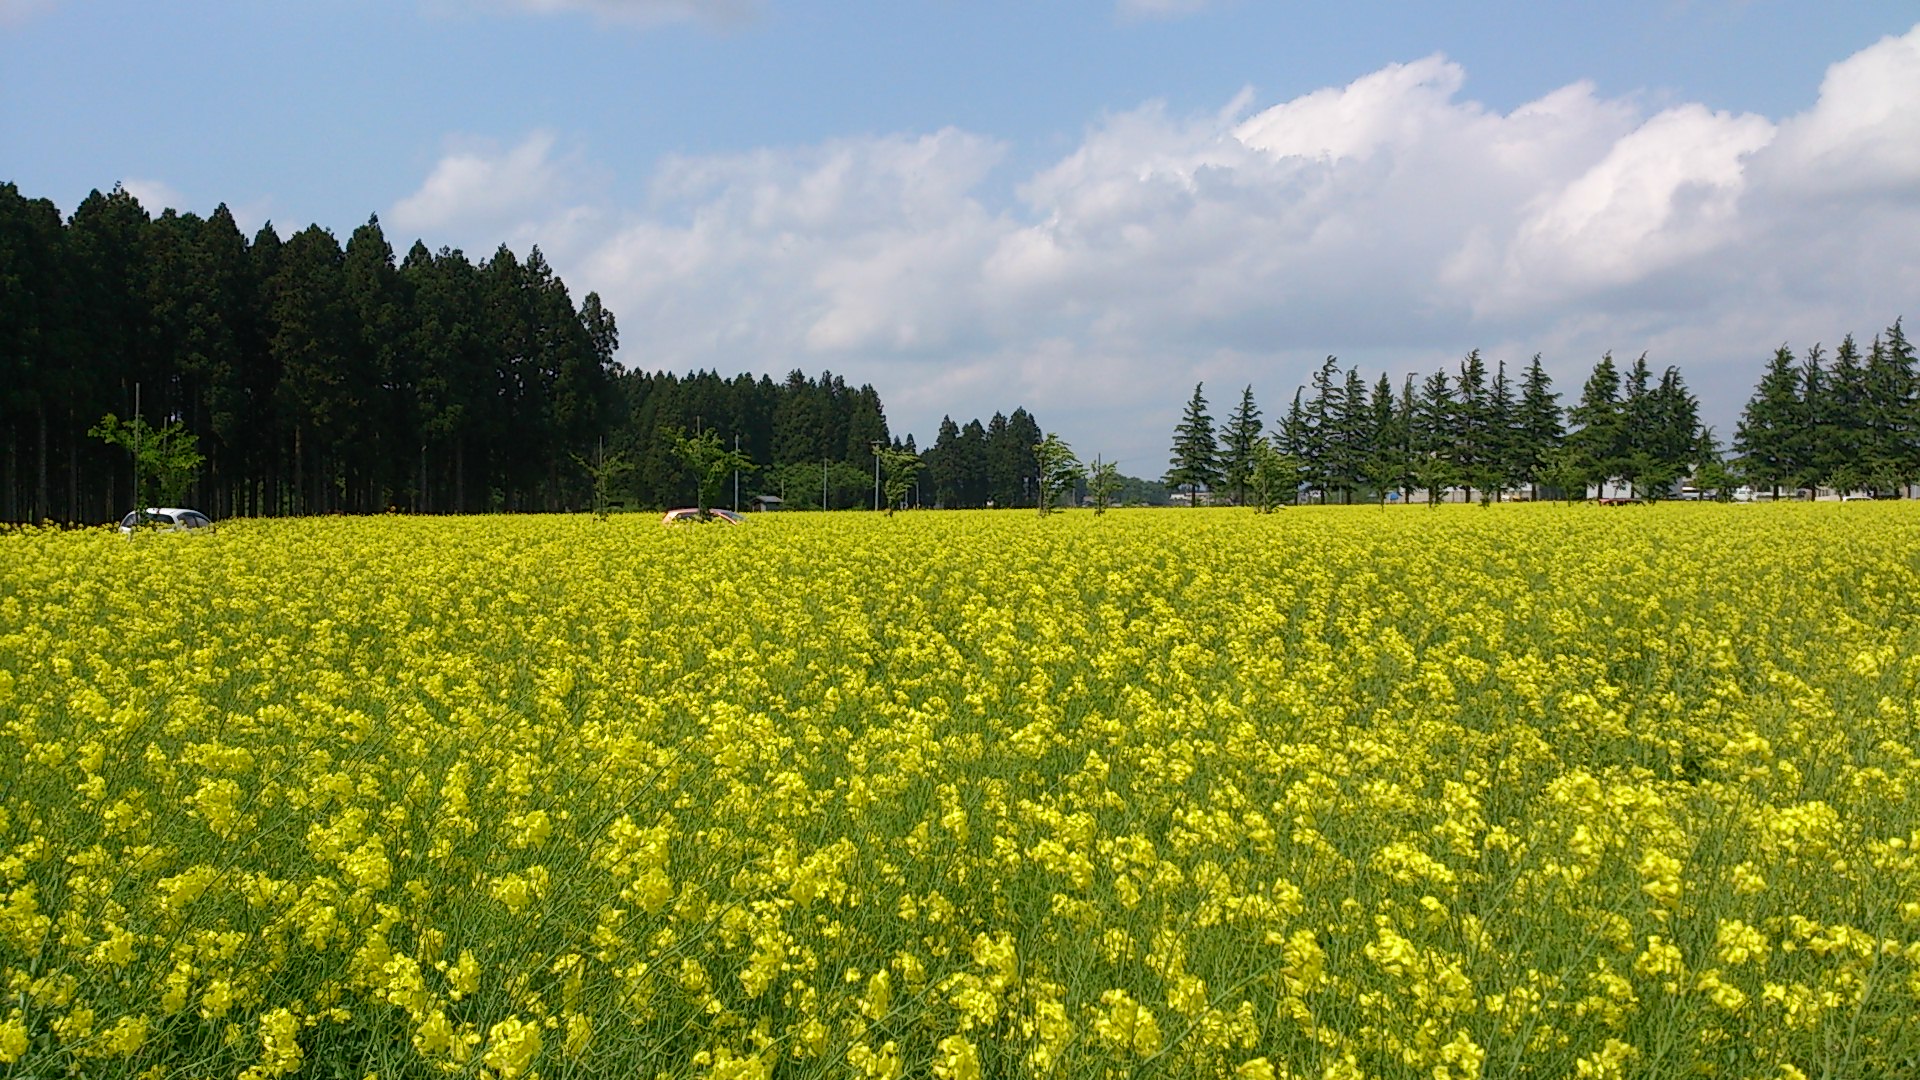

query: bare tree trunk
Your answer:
[35,399,50,523]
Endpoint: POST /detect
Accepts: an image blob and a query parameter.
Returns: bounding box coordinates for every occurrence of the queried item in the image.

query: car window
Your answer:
[182,514,208,528]
[121,513,138,528]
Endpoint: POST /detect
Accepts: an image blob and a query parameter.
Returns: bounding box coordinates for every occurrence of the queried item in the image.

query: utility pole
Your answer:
[732,433,740,513]
[132,382,141,511]
[871,441,882,511]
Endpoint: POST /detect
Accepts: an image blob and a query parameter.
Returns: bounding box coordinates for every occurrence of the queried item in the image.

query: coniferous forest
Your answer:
[0,183,1056,522]
[1,180,1912,522]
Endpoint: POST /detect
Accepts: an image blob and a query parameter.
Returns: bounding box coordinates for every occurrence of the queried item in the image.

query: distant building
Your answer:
[751,495,784,511]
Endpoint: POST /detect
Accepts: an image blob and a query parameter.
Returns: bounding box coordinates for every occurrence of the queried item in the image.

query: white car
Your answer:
[119,507,215,535]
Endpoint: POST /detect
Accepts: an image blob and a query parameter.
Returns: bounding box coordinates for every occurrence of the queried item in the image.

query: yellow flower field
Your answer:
[3,504,1919,1079]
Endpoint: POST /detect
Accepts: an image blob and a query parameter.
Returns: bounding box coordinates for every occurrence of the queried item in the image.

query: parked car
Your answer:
[119,507,214,535]
[661,507,743,525]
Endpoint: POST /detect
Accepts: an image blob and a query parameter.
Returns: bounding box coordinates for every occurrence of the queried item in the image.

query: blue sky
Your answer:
[6,1,1919,471]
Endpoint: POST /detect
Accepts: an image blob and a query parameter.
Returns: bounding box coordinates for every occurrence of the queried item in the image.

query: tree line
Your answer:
[2,181,1096,522]
[1166,317,1913,507]
[2,182,622,522]
[1732,326,1919,498]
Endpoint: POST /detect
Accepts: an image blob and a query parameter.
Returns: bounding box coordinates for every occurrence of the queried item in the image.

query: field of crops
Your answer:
[4,504,1920,1079]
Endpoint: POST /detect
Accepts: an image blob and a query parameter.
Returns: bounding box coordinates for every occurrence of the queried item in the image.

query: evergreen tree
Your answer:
[1635,365,1702,498]
[1452,349,1490,501]
[1485,358,1518,499]
[1164,383,1222,505]
[1788,344,1828,496]
[1005,408,1043,506]
[1818,335,1869,494]
[1618,353,1656,497]
[1565,353,1626,497]
[1393,374,1420,502]
[0,183,76,521]
[956,419,990,507]
[1220,385,1262,506]
[1278,389,1310,504]
[1331,366,1370,503]
[1301,357,1342,500]
[1413,367,1456,503]
[1361,373,1402,504]
[928,415,963,508]
[1734,345,1803,499]
[1516,355,1563,500]
[1870,319,1917,493]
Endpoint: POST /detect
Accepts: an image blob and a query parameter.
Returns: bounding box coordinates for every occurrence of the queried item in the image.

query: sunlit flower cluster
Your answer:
[3,502,1920,1077]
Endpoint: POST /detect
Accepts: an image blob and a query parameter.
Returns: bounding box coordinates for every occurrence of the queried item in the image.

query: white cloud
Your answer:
[0,0,57,27]
[1116,0,1218,21]
[389,131,605,252]
[1760,25,1920,196]
[391,24,1920,471]
[457,0,757,28]
[119,178,189,216]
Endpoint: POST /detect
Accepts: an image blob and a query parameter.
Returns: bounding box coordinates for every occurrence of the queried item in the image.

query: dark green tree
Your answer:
[1361,373,1402,504]
[1564,353,1626,498]
[1413,367,1456,503]
[1516,355,1563,500]
[1220,385,1263,506]
[1734,345,1803,499]
[1164,383,1222,505]
[1451,349,1491,502]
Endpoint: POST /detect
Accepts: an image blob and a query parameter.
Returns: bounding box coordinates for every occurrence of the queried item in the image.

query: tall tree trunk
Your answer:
[36,399,49,523]
[294,425,305,516]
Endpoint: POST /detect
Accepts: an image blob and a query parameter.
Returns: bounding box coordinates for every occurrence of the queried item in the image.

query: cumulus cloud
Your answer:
[389,131,607,254]
[392,24,1920,468]
[1760,26,1920,197]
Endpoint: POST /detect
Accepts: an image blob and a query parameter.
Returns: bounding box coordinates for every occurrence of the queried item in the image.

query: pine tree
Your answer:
[1413,367,1456,503]
[1638,365,1701,498]
[1362,373,1401,504]
[1452,349,1490,501]
[1393,374,1420,502]
[1302,357,1342,500]
[1485,358,1517,499]
[1873,319,1918,493]
[1279,389,1310,505]
[1789,344,1827,496]
[1619,353,1656,497]
[1819,335,1868,495]
[1164,382,1222,505]
[1332,366,1370,503]
[1565,353,1625,498]
[1734,345,1802,499]
[1516,355,1563,500]
[957,419,990,507]
[1220,385,1262,506]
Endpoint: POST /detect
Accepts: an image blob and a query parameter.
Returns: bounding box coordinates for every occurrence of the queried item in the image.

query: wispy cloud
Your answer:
[119,178,189,216]
[0,0,58,28]
[449,0,759,28]
[1116,0,1218,22]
